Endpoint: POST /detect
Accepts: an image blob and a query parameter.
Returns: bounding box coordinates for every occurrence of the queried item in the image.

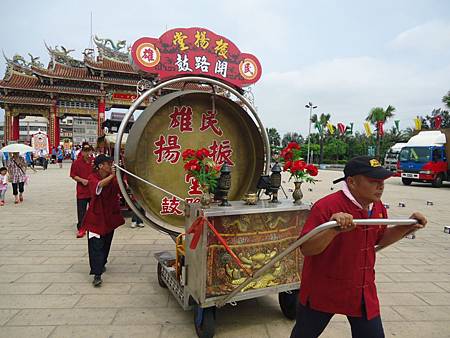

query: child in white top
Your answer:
[0,167,8,206]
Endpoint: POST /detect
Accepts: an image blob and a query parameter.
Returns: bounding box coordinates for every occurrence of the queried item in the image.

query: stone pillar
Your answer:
[97,97,105,137]
[3,109,10,143]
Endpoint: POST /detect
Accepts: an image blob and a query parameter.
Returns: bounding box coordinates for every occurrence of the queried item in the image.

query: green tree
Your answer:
[267,128,281,147]
[443,91,450,109]
[310,113,331,164]
[366,105,396,159]
[281,132,303,147]
[422,109,450,129]
[324,138,348,162]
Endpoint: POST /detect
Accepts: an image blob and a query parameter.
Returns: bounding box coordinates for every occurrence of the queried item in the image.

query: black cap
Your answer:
[94,154,112,167]
[333,156,393,184]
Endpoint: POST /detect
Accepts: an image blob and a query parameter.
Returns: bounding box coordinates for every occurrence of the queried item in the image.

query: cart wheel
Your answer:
[157,262,167,288]
[279,290,299,320]
[193,304,216,338]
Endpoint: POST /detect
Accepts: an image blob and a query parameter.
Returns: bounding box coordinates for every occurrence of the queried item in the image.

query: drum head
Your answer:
[125,90,265,233]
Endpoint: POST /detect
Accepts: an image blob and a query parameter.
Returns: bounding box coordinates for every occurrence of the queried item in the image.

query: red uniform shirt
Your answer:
[81,172,125,236]
[70,156,93,199]
[299,191,388,320]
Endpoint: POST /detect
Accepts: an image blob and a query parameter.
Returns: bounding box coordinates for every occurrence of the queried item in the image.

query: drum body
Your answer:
[125,90,266,233]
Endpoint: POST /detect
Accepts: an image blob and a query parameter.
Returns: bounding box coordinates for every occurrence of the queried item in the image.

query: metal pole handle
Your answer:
[216,218,418,308]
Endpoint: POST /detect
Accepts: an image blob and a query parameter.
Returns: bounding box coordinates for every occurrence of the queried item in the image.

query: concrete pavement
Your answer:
[0,165,449,338]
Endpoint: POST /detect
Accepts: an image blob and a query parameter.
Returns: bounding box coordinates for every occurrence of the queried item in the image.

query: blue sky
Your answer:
[1,0,449,136]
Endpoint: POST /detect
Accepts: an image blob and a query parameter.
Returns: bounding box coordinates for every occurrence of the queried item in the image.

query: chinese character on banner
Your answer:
[169,106,193,132]
[214,39,229,59]
[160,196,183,215]
[200,110,223,136]
[214,60,228,78]
[175,54,193,72]
[185,174,202,195]
[194,56,210,72]
[173,31,189,51]
[153,135,181,164]
[194,31,210,49]
[142,48,154,62]
[209,139,234,165]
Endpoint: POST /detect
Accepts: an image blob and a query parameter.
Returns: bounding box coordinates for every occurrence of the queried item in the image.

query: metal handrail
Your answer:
[216,218,418,308]
[114,76,271,238]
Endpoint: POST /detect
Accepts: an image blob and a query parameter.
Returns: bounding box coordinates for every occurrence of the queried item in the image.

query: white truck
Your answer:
[384,142,406,173]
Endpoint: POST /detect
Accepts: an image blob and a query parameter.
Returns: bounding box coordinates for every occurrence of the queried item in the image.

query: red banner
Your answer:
[434,115,442,129]
[376,121,384,136]
[131,27,262,89]
[337,123,346,135]
[112,93,137,101]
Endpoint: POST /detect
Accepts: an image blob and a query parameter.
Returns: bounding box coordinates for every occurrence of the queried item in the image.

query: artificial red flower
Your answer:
[182,149,196,160]
[291,160,306,172]
[196,148,210,160]
[184,159,200,171]
[305,164,318,176]
[280,148,293,161]
[283,161,292,171]
[287,141,300,150]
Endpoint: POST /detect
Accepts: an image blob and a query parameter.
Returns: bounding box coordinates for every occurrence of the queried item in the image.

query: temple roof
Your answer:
[84,57,136,74]
[0,95,53,106]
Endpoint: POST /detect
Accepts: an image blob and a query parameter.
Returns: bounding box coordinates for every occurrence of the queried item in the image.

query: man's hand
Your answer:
[330,212,356,232]
[81,178,89,186]
[111,165,116,176]
[409,212,427,230]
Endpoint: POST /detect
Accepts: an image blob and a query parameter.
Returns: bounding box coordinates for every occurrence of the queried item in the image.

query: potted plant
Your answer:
[182,147,222,208]
[279,142,318,204]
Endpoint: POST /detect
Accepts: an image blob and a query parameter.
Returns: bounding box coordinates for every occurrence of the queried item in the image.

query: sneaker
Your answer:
[0,201,4,206]
[136,222,145,228]
[92,275,102,287]
[130,222,137,228]
[76,229,86,238]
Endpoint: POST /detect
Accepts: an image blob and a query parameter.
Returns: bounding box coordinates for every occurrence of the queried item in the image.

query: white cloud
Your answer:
[253,56,450,136]
[389,20,450,54]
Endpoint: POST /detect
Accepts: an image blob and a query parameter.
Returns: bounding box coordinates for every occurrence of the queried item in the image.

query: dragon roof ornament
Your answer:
[93,35,129,62]
[44,42,84,68]
[2,51,34,78]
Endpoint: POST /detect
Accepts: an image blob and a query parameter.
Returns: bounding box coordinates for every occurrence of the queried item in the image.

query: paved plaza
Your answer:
[0,165,449,338]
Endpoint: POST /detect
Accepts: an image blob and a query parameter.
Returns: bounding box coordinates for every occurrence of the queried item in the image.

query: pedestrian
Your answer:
[57,146,64,168]
[131,202,145,228]
[290,156,427,338]
[70,142,94,238]
[0,144,5,167]
[71,147,76,162]
[0,167,8,206]
[6,152,27,204]
[81,154,124,287]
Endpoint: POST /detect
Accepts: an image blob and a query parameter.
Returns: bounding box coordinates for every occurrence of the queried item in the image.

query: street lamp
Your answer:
[305,102,317,164]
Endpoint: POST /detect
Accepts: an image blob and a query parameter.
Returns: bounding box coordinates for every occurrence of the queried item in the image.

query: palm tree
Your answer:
[310,113,331,164]
[281,132,303,147]
[366,105,395,158]
[267,128,281,147]
[443,91,450,109]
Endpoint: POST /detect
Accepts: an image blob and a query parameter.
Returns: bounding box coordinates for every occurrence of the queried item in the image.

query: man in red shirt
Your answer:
[291,156,427,338]
[81,154,125,287]
[70,143,93,238]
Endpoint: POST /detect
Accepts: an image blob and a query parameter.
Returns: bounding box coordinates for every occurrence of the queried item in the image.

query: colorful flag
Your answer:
[337,123,346,135]
[327,122,335,135]
[394,120,400,131]
[315,122,323,133]
[434,115,442,129]
[376,120,384,136]
[414,117,422,131]
[348,122,354,134]
[364,121,372,137]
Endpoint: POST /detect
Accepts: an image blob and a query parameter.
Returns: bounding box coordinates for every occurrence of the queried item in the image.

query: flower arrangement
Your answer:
[182,147,222,192]
[279,142,318,183]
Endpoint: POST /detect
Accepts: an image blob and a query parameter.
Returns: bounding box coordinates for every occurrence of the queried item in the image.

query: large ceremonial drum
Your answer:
[125,90,267,233]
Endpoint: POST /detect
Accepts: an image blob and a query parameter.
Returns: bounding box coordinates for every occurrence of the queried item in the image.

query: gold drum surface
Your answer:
[125,90,265,233]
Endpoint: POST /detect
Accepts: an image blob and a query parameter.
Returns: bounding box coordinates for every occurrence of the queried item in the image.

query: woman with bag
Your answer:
[6,152,27,204]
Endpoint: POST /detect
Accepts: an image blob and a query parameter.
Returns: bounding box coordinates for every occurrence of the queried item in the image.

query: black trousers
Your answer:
[12,182,24,196]
[290,301,385,338]
[87,230,114,276]
[76,198,90,230]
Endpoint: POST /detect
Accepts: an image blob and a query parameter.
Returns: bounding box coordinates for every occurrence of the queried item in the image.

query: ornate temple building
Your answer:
[0,36,202,149]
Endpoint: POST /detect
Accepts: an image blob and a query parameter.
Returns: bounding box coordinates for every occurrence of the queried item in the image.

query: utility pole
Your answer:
[305,102,317,164]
